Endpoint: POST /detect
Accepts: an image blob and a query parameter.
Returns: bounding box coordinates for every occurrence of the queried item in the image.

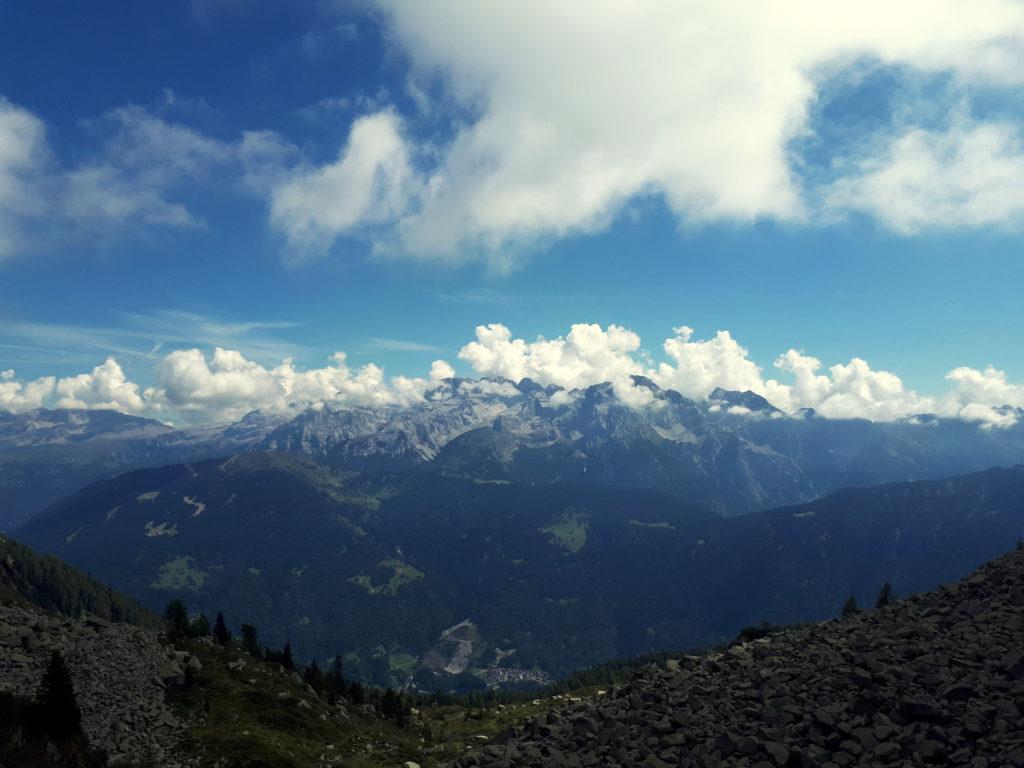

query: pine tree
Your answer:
[875,581,894,608]
[327,654,345,703]
[213,612,231,645]
[190,613,210,638]
[240,623,260,656]
[349,681,366,705]
[35,651,82,746]
[303,659,323,689]
[395,691,411,727]
[381,688,399,719]
[281,642,295,671]
[841,595,860,618]
[163,599,189,640]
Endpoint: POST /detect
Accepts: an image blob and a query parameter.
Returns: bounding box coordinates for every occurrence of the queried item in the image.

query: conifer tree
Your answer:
[213,612,231,645]
[303,659,323,689]
[281,642,295,671]
[163,599,189,640]
[875,581,894,608]
[327,654,345,703]
[35,651,82,746]
[190,613,210,638]
[240,623,260,656]
[381,688,399,719]
[841,595,860,618]
[349,680,366,705]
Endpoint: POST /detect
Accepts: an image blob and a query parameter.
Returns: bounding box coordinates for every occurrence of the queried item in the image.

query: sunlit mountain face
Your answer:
[4,375,1024,528]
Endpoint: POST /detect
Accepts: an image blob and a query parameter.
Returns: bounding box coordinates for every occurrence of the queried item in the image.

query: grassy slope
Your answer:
[170,640,559,768]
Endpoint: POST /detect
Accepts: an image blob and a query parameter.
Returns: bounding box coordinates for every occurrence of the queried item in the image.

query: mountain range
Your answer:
[16,452,1024,688]
[3,376,1024,529]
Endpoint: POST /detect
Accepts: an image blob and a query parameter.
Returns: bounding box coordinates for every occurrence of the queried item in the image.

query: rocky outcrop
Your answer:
[454,549,1024,767]
[0,602,198,766]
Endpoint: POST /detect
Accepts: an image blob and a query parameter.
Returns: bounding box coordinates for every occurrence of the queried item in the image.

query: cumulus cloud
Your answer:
[0,369,56,414]
[940,365,1024,428]
[656,327,767,400]
[828,117,1024,232]
[456,322,1024,427]
[145,347,456,423]
[458,323,654,405]
[264,0,1024,263]
[767,354,933,421]
[54,358,147,412]
[3,323,1022,429]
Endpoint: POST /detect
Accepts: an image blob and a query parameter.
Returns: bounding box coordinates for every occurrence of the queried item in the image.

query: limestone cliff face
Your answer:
[454,549,1024,767]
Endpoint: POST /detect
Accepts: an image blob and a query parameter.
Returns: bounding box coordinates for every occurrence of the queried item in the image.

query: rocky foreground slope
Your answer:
[455,549,1024,767]
[0,602,198,766]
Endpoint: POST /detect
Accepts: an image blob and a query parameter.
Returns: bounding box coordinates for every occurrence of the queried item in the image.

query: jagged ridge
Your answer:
[4,377,1024,527]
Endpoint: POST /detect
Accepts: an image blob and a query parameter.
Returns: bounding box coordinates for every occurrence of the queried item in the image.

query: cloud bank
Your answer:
[143,348,452,422]
[265,0,1024,263]
[6,3,1024,264]
[2,323,1021,429]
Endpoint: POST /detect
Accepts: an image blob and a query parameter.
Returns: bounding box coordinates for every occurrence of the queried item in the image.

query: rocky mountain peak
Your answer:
[708,387,781,414]
[629,374,661,391]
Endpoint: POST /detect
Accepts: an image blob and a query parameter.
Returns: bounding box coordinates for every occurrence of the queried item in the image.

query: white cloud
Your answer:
[828,117,1024,232]
[939,365,1024,427]
[269,110,416,260]
[945,365,1024,408]
[0,369,55,413]
[774,356,933,421]
[956,402,1019,429]
[0,98,50,259]
[456,322,1024,427]
[238,129,299,194]
[63,105,235,229]
[0,97,297,259]
[54,358,146,412]
[266,0,1024,262]
[458,322,653,404]
[656,327,767,400]
[145,347,456,423]
[430,359,455,380]
[3,323,1022,430]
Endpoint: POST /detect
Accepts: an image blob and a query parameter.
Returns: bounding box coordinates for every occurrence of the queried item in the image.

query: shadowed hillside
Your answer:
[16,457,1024,686]
[454,546,1024,767]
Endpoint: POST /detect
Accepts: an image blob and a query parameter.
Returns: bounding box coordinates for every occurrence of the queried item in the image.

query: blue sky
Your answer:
[1,1,1023,424]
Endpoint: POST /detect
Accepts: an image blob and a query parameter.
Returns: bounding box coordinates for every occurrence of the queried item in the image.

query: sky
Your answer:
[1,0,1023,426]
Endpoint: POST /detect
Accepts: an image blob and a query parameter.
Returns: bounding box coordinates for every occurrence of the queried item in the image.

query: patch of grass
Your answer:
[149,556,208,591]
[348,559,425,596]
[540,508,590,553]
[389,652,418,672]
